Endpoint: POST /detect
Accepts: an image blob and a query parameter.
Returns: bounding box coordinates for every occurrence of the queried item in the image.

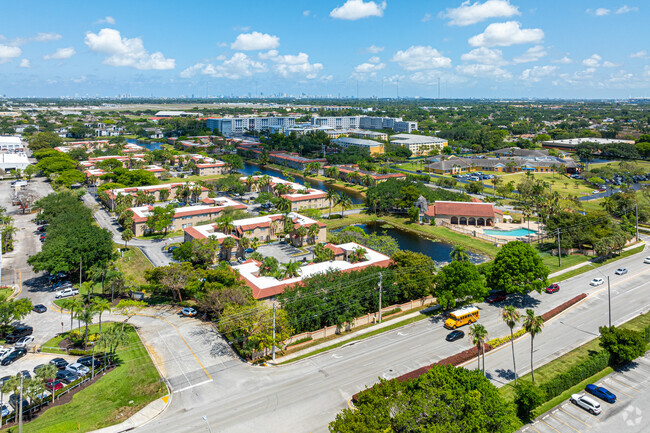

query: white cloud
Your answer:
[84,28,175,70]
[303,10,310,16]
[582,54,602,67]
[586,7,611,16]
[330,0,386,20]
[0,44,21,63]
[513,45,547,63]
[44,47,76,60]
[354,61,386,73]
[630,50,648,58]
[181,53,267,79]
[391,46,452,70]
[460,47,507,65]
[520,65,557,82]
[261,50,323,78]
[96,16,116,24]
[31,32,62,43]
[422,13,432,22]
[554,55,573,64]
[615,5,638,14]
[602,61,617,67]
[367,45,384,53]
[441,0,520,26]
[456,63,512,79]
[19,58,30,68]
[231,31,279,51]
[469,21,544,47]
[368,56,380,63]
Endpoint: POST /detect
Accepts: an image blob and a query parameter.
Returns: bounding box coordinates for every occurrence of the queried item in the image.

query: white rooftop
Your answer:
[0,136,23,145]
[232,212,318,228]
[390,134,447,144]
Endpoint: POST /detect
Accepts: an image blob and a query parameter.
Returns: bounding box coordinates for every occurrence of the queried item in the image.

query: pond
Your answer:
[238,162,365,205]
[127,139,163,151]
[348,221,488,266]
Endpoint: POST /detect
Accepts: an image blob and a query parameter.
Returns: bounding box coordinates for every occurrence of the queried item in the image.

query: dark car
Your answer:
[167,245,178,253]
[77,356,102,369]
[585,384,616,403]
[55,370,79,384]
[485,292,507,303]
[49,358,69,370]
[33,364,47,374]
[545,283,560,294]
[0,376,12,387]
[1,349,27,366]
[5,326,33,343]
[32,304,47,313]
[19,370,31,380]
[8,394,29,410]
[37,225,48,232]
[446,330,465,342]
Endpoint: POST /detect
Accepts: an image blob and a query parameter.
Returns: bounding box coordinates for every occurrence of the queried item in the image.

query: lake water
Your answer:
[238,162,365,205]
[339,221,487,266]
[127,139,163,151]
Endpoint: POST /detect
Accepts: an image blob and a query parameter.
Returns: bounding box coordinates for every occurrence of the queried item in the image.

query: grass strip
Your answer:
[555,244,646,282]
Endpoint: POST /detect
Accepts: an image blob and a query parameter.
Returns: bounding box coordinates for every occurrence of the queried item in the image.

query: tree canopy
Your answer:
[486,241,548,294]
[434,260,488,310]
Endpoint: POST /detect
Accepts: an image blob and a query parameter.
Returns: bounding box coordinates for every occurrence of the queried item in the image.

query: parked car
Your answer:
[590,278,605,286]
[39,234,46,242]
[66,363,90,376]
[485,291,507,303]
[644,256,650,264]
[77,356,101,369]
[37,225,48,232]
[14,335,35,349]
[571,393,602,415]
[18,370,31,380]
[0,348,13,361]
[8,394,29,410]
[32,304,47,313]
[585,384,616,403]
[167,245,178,253]
[0,376,12,387]
[545,283,560,294]
[55,287,79,298]
[446,330,465,342]
[55,370,79,384]
[44,379,64,392]
[180,307,197,317]
[1,348,27,366]
[5,326,33,343]
[0,404,9,417]
[614,267,628,275]
[49,358,69,370]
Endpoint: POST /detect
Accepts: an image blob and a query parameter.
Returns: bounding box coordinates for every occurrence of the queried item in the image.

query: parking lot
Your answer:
[256,242,311,264]
[521,351,650,433]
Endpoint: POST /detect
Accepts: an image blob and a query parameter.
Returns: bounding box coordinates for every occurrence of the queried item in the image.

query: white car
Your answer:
[55,287,79,298]
[590,278,604,286]
[614,268,628,275]
[14,336,34,349]
[571,393,602,415]
[644,256,650,264]
[0,348,12,361]
[65,362,90,376]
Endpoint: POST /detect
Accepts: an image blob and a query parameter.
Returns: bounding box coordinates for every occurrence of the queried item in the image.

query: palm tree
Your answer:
[295,226,308,246]
[326,189,337,216]
[76,306,97,348]
[450,245,469,262]
[191,185,203,203]
[0,376,18,419]
[469,323,488,375]
[282,261,301,279]
[92,298,112,334]
[502,306,521,384]
[216,216,235,235]
[134,191,148,206]
[362,174,374,187]
[62,297,83,332]
[491,176,502,196]
[121,228,134,249]
[523,309,544,383]
[157,187,169,204]
[336,193,352,218]
[221,236,236,261]
[237,236,251,258]
[601,196,616,214]
[521,203,533,236]
[277,197,292,214]
[307,223,320,245]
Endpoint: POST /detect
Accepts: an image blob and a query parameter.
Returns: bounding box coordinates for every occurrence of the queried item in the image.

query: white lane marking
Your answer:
[173,378,214,394]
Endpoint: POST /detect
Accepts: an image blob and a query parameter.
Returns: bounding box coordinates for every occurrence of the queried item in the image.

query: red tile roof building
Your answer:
[421,201,498,226]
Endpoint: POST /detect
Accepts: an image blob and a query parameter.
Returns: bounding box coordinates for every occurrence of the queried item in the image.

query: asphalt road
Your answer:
[134,240,650,433]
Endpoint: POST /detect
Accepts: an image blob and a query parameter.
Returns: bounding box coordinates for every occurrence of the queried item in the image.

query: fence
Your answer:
[439,221,508,245]
[282,296,436,348]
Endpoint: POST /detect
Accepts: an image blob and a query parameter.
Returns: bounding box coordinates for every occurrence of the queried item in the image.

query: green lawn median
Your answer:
[8,323,163,433]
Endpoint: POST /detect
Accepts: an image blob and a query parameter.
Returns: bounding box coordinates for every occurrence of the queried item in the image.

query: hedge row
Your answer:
[488,329,527,348]
[541,293,587,322]
[539,350,610,401]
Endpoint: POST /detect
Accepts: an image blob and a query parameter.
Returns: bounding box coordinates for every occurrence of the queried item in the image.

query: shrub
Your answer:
[69,349,95,356]
[599,326,646,365]
[539,350,610,401]
[541,293,586,322]
[488,328,527,348]
[514,382,546,421]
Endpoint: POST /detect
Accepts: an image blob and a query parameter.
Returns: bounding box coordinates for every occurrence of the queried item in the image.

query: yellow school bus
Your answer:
[444,306,479,329]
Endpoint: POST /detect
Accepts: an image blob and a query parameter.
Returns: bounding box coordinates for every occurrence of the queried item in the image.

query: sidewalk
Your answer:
[271,305,440,364]
[92,395,170,433]
[549,239,646,279]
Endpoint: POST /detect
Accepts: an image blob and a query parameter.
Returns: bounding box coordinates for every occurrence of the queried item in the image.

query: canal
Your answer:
[238,162,365,205]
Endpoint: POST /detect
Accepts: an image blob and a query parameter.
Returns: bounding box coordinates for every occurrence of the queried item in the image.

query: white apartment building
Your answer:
[390,134,448,156]
[312,116,418,133]
[207,117,297,135]
[0,136,25,152]
[310,116,361,130]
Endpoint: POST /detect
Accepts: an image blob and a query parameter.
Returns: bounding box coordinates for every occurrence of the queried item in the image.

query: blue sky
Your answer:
[0,0,648,98]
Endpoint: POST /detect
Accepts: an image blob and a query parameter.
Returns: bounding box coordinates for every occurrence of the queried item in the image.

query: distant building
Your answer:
[0,153,30,172]
[311,116,361,130]
[332,164,406,185]
[390,134,448,156]
[541,137,635,151]
[193,161,228,176]
[101,182,210,210]
[268,152,327,171]
[347,129,388,141]
[419,200,498,227]
[206,117,297,135]
[311,116,418,133]
[0,136,25,152]
[155,111,200,118]
[241,175,328,211]
[424,154,580,175]
[331,137,384,155]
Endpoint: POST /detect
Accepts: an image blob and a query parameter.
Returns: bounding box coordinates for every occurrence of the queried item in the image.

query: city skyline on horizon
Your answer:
[1,0,649,99]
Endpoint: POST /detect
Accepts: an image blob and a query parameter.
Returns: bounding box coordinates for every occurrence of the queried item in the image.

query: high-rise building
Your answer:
[206,117,297,135]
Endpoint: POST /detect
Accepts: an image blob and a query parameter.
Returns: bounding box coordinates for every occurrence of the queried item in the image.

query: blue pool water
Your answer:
[483,228,537,237]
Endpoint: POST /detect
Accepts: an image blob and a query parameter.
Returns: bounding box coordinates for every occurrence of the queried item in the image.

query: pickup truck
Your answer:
[55,287,79,299]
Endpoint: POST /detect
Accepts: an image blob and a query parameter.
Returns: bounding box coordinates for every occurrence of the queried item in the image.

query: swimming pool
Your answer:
[483,228,537,237]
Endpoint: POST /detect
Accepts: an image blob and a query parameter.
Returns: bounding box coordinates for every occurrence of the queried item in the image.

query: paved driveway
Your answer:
[256,242,311,264]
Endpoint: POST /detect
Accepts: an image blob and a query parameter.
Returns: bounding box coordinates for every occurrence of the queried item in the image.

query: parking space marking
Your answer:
[558,406,591,428]
[608,376,640,392]
[538,418,563,433]
[547,412,581,432]
[602,380,634,398]
[527,424,543,433]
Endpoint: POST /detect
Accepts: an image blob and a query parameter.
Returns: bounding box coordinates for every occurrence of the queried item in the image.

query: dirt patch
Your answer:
[57,337,72,351]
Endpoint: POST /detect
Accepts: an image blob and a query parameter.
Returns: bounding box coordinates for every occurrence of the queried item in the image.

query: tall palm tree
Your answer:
[191,185,203,203]
[469,323,488,375]
[523,309,544,383]
[237,236,251,258]
[450,245,469,262]
[62,297,83,332]
[307,223,320,245]
[277,197,292,214]
[502,306,521,384]
[281,261,301,279]
[76,306,97,348]
[362,174,374,187]
[221,236,236,261]
[216,216,235,235]
[326,189,337,216]
[92,298,112,334]
[336,193,352,218]
[295,226,308,246]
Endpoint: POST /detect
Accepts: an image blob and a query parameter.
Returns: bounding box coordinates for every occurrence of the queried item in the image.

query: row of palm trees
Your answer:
[469,307,544,384]
[60,295,112,349]
[325,190,353,217]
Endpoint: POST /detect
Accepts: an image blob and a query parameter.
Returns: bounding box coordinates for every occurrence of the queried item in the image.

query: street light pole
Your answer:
[635,200,639,242]
[607,276,612,328]
[378,273,383,324]
[271,304,276,362]
[202,415,213,433]
[556,228,561,267]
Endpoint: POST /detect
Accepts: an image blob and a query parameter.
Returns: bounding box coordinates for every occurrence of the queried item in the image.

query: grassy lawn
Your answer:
[497,172,594,196]
[539,251,592,275]
[165,173,228,183]
[554,244,645,281]
[135,230,183,241]
[115,245,154,285]
[324,212,380,230]
[10,324,163,433]
[0,288,13,299]
[590,160,650,170]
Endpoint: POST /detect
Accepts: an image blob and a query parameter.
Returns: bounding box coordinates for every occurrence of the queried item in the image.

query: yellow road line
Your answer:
[559,407,591,428]
[608,376,640,392]
[347,398,356,411]
[548,413,581,432]
[538,418,563,433]
[527,425,543,433]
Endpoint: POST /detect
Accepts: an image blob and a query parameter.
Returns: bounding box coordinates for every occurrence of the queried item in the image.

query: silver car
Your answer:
[571,393,602,415]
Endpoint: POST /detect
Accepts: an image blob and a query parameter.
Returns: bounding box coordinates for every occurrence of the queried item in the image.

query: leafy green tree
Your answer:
[514,382,545,421]
[329,364,518,433]
[465,181,484,194]
[144,262,196,302]
[523,309,544,383]
[0,298,33,335]
[450,245,469,261]
[121,228,134,248]
[433,260,488,310]
[487,241,548,294]
[599,326,646,365]
[407,205,419,222]
[389,250,436,301]
[502,306,521,384]
[29,131,62,151]
[23,164,38,181]
[92,297,112,334]
[56,169,86,187]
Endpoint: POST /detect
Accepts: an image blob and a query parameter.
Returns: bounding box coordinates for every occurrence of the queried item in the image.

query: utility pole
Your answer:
[91,345,96,379]
[271,303,276,362]
[635,200,639,241]
[18,374,23,433]
[607,276,612,328]
[378,273,383,324]
[556,228,561,267]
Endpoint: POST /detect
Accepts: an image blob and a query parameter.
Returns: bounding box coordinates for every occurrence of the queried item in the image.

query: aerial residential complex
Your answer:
[331,137,385,155]
[241,175,328,211]
[101,182,210,210]
[206,117,297,135]
[389,134,448,156]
